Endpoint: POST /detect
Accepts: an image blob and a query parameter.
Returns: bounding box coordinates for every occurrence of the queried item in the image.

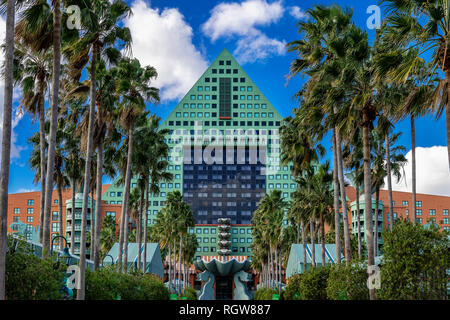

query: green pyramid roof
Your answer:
[160,48,283,130]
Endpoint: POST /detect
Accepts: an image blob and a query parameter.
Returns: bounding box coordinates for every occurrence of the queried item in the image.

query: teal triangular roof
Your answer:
[160,48,284,130]
[106,243,164,278]
[286,244,344,278]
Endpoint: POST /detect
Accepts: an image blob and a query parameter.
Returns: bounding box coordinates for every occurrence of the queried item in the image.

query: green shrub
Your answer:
[6,242,65,300]
[297,266,330,300]
[254,287,278,300]
[283,274,302,300]
[377,220,450,300]
[85,267,169,300]
[183,286,198,300]
[326,261,369,300]
[85,266,122,300]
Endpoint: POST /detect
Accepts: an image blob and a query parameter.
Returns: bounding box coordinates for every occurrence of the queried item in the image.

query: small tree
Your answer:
[283,274,302,300]
[326,261,369,300]
[297,266,330,300]
[378,220,450,300]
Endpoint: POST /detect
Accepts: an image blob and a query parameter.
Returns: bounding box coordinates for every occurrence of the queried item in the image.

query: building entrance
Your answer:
[215,276,233,300]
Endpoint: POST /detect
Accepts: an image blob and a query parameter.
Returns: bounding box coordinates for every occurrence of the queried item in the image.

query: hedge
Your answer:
[326,261,369,300]
[85,267,169,300]
[5,240,66,300]
[254,287,279,300]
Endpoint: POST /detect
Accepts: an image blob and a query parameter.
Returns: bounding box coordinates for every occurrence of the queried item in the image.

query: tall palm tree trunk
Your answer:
[332,129,341,264]
[167,245,171,291]
[356,184,362,258]
[123,208,129,271]
[276,248,281,295]
[0,0,15,300]
[270,248,275,288]
[173,240,176,292]
[374,189,380,257]
[38,89,46,243]
[411,116,417,223]
[42,0,62,257]
[321,214,326,267]
[274,248,278,289]
[118,123,135,273]
[70,179,76,254]
[266,261,269,288]
[137,187,144,270]
[178,236,183,294]
[93,141,103,270]
[385,134,394,230]
[90,192,94,259]
[335,129,351,263]
[58,183,64,250]
[310,219,316,267]
[301,219,307,272]
[362,115,375,300]
[77,39,98,299]
[142,180,149,272]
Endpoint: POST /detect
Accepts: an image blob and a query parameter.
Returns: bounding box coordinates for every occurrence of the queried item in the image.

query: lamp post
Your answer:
[51,235,72,265]
[102,254,115,267]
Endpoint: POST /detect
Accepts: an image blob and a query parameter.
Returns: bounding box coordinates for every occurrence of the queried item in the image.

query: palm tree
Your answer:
[41,0,62,257]
[280,115,324,249]
[116,58,160,273]
[253,190,287,290]
[343,129,364,258]
[381,0,450,170]
[12,41,52,243]
[64,0,131,271]
[0,0,16,301]
[63,102,84,254]
[65,0,131,299]
[286,5,368,264]
[171,192,194,294]
[99,215,116,260]
[288,190,310,271]
[153,191,192,293]
[371,129,407,254]
[132,115,172,272]
[28,119,70,251]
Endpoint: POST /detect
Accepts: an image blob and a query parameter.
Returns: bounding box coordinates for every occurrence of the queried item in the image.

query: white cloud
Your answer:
[124,0,208,101]
[201,0,286,63]
[289,6,307,20]
[234,30,286,64]
[201,0,284,41]
[0,15,22,162]
[15,188,38,194]
[383,146,450,197]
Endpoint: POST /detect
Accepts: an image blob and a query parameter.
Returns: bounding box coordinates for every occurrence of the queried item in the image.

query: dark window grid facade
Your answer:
[219,78,232,118]
[183,147,265,224]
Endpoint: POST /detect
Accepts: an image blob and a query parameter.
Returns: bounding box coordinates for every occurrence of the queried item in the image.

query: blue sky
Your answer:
[3,0,450,195]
